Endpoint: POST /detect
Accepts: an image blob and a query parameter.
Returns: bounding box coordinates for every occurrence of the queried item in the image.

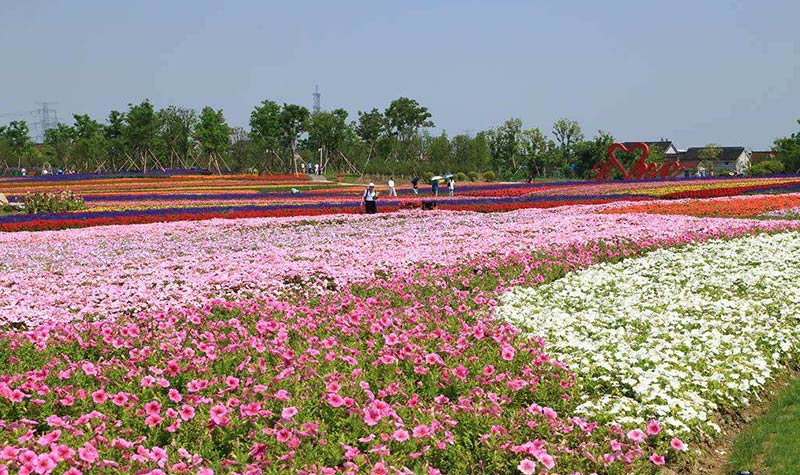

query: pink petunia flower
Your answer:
[517,458,536,475]
[670,437,687,451]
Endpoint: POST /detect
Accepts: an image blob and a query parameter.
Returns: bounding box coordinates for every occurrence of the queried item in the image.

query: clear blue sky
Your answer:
[1,0,798,149]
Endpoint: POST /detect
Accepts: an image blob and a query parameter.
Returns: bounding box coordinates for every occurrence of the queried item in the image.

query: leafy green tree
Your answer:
[44,123,76,170]
[698,143,722,173]
[384,97,434,162]
[306,109,353,172]
[424,130,451,171]
[519,128,549,178]
[772,119,800,173]
[279,104,310,173]
[355,108,387,168]
[552,118,584,173]
[0,121,33,168]
[123,100,160,172]
[194,107,231,174]
[486,118,522,176]
[573,131,614,179]
[158,106,198,169]
[249,100,283,173]
[105,110,126,170]
[71,114,108,171]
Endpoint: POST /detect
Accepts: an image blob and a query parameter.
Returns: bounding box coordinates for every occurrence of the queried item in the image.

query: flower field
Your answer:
[2,173,800,474]
[498,232,800,435]
[3,173,800,231]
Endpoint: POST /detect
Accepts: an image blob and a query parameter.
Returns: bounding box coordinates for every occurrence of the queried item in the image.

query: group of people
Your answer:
[361,175,455,214]
[303,163,323,175]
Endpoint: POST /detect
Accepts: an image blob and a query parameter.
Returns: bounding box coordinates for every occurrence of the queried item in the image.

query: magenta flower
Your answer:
[649,453,665,465]
[646,420,661,435]
[179,404,195,421]
[670,437,687,451]
[209,404,229,425]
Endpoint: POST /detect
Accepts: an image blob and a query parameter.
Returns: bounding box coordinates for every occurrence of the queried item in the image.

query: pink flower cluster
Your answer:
[1,205,797,327]
[0,233,696,473]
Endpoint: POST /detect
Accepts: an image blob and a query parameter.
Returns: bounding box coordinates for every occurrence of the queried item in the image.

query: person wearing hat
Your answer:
[361,183,379,214]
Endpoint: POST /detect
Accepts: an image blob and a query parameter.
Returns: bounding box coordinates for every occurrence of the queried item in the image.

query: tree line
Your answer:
[1,98,798,179]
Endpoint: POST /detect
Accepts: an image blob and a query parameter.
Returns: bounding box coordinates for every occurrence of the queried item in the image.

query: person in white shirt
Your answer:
[361,183,379,214]
[388,177,397,196]
[447,177,455,196]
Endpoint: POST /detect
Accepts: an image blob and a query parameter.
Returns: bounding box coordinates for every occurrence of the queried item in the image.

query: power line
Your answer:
[31,102,59,143]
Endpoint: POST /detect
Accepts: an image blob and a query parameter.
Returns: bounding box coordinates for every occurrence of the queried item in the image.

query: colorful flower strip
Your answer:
[604,193,800,218]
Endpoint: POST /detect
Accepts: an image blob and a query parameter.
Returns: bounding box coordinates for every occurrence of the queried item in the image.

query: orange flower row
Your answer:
[604,194,800,218]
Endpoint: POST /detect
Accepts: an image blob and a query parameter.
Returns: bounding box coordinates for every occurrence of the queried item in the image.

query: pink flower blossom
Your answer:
[517,458,536,475]
[670,437,687,451]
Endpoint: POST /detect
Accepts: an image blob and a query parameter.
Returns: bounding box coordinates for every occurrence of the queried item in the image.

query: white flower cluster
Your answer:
[497,232,800,436]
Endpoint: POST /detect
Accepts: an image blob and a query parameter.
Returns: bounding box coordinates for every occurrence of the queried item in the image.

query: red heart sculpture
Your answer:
[594,142,649,180]
[594,142,687,180]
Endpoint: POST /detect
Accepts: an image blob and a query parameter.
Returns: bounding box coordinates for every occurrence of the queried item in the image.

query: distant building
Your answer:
[672,147,750,177]
[621,141,679,157]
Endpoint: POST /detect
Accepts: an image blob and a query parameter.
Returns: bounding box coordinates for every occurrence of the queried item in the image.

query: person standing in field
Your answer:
[411,176,420,195]
[447,176,455,196]
[361,183,379,214]
[388,176,398,196]
[431,178,439,197]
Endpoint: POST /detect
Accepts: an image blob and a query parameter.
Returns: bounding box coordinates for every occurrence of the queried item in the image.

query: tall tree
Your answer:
[279,104,310,174]
[486,118,522,176]
[44,123,76,170]
[105,110,126,170]
[0,121,33,169]
[519,128,549,178]
[72,114,107,171]
[123,100,160,172]
[573,131,614,179]
[306,108,352,172]
[194,107,231,174]
[249,100,283,172]
[552,118,584,172]
[772,119,800,174]
[384,97,434,162]
[158,106,198,169]
[355,108,387,167]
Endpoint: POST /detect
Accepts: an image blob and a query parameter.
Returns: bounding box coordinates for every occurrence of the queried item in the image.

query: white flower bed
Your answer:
[497,231,800,436]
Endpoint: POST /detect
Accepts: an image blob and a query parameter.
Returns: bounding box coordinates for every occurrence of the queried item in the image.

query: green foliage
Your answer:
[483,170,496,182]
[454,172,466,182]
[552,118,584,171]
[727,376,800,474]
[24,190,84,214]
[306,109,353,168]
[467,171,479,182]
[772,120,800,174]
[279,103,310,172]
[384,97,433,141]
[486,118,522,177]
[195,108,230,156]
[573,131,614,179]
[748,160,785,176]
[123,100,159,171]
